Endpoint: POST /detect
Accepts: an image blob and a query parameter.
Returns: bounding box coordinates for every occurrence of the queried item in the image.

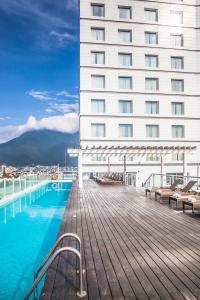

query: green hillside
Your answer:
[0,130,79,166]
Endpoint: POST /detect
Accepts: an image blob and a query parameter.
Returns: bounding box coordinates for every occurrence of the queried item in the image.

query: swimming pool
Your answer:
[0,181,72,300]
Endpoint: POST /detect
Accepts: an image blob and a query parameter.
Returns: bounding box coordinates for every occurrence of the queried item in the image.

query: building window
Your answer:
[172,153,183,161]
[171,79,184,92]
[118,6,132,19]
[118,76,132,89]
[171,56,184,69]
[91,51,105,64]
[118,30,132,43]
[118,53,132,66]
[146,101,159,114]
[171,102,184,115]
[146,125,159,138]
[91,4,105,17]
[91,154,106,161]
[145,78,159,91]
[146,154,160,161]
[145,32,158,44]
[119,124,133,137]
[91,75,105,88]
[91,123,105,137]
[119,100,133,113]
[170,34,183,47]
[172,125,184,138]
[91,99,105,113]
[144,8,158,22]
[145,55,158,68]
[91,27,105,41]
[170,10,183,25]
[119,156,134,162]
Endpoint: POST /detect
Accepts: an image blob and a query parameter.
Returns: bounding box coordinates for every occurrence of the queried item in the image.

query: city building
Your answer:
[79,0,200,186]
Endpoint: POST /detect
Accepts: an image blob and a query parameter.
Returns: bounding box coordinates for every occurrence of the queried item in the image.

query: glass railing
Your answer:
[0,174,50,200]
[143,173,200,190]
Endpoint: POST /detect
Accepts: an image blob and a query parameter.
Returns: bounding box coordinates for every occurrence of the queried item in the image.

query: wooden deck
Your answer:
[42,180,200,300]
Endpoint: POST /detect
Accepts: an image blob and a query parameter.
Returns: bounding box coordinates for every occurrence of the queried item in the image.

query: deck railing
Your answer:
[143,173,200,189]
[0,173,50,200]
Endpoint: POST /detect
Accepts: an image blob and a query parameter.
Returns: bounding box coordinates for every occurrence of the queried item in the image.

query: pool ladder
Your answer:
[24,233,87,300]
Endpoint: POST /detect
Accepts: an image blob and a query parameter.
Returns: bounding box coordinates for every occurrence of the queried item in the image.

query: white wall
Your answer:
[80,0,200,184]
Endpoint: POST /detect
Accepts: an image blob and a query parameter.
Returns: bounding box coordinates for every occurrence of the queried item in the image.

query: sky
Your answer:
[0,0,79,143]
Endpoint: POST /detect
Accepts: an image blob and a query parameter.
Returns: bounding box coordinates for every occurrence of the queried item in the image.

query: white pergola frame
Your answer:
[68,145,197,188]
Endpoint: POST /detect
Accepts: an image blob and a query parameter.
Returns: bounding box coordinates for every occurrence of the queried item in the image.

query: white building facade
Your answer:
[80,0,200,185]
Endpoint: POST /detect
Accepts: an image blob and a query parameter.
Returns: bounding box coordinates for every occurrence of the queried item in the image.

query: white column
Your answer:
[160,155,164,187]
[108,156,110,174]
[123,155,127,184]
[183,152,187,184]
[78,151,83,188]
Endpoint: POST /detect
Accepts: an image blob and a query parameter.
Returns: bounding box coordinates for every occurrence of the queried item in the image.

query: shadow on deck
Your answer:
[41,180,200,300]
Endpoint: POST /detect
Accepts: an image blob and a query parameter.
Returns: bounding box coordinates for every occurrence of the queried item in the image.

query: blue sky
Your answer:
[0,0,79,143]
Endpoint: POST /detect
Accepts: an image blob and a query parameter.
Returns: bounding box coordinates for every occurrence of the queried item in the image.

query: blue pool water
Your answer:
[0,181,72,300]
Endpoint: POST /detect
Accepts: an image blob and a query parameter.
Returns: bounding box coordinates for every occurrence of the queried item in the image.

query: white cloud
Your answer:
[45,108,54,114]
[52,103,79,113]
[28,90,52,101]
[0,113,79,144]
[56,90,79,99]
[50,31,76,45]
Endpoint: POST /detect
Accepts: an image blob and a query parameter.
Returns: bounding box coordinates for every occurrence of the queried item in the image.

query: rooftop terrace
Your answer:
[42,180,200,300]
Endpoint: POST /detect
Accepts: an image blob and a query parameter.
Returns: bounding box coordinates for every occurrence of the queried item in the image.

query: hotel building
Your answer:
[79,0,200,186]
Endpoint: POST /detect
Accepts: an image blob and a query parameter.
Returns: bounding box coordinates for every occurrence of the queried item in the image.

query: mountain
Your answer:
[0,130,79,166]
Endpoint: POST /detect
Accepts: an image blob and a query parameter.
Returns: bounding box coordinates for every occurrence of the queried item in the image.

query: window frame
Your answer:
[91,3,105,17]
[145,31,158,45]
[146,124,160,138]
[144,8,158,22]
[118,6,132,20]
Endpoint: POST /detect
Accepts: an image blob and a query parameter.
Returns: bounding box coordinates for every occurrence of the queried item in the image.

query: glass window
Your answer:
[91,123,105,137]
[146,101,159,114]
[118,6,132,19]
[91,4,105,17]
[144,8,158,22]
[91,99,105,113]
[170,34,183,47]
[170,10,183,24]
[91,75,105,88]
[119,156,134,161]
[118,30,132,43]
[172,153,183,161]
[145,55,158,67]
[91,51,105,64]
[171,102,184,115]
[145,32,158,44]
[91,154,106,161]
[145,78,159,91]
[146,125,159,138]
[172,125,184,138]
[119,124,133,137]
[146,154,160,161]
[118,53,132,66]
[119,100,133,113]
[171,57,184,69]
[171,79,184,92]
[91,27,105,41]
[118,77,132,89]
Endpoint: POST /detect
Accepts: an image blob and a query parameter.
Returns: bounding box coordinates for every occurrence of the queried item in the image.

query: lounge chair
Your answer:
[155,180,197,202]
[183,196,200,214]
[145,178,181,198]
[169,192,197,210]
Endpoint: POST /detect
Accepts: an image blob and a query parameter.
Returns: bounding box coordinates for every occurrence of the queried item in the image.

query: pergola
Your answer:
[68,145,197,188]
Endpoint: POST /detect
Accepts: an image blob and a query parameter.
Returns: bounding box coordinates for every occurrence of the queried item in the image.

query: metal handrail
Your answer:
[24,247,87,300]
[34,233,81,281]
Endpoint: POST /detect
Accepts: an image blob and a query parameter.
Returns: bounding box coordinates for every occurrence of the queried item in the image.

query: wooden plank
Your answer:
[43,181,200,300]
